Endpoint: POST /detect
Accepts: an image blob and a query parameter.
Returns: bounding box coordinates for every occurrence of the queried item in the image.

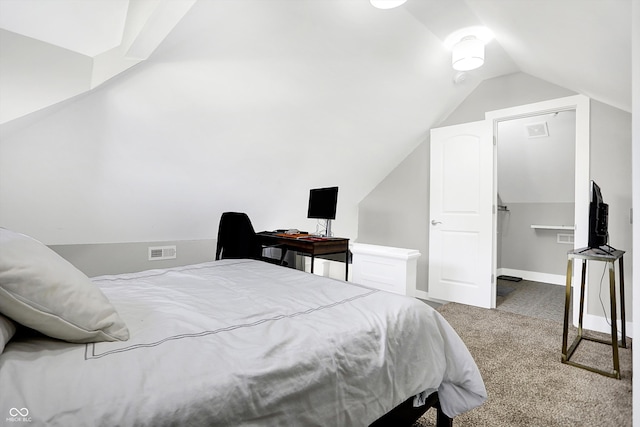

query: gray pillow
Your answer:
[0,313,16,353]
[0,228,129,343]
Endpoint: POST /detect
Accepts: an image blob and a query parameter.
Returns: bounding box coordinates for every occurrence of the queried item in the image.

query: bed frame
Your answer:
[370,392,452,427]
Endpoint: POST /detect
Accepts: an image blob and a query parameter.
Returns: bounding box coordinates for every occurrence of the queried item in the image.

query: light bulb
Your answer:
[370,0,408,10]
[452,36,485,71]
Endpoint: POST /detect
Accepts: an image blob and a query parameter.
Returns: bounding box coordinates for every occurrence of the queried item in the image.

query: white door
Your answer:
[428,121,495,308]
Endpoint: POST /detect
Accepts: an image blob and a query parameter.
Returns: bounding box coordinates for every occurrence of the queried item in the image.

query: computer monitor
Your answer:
[307,186,338,236]
[588,180,609,250]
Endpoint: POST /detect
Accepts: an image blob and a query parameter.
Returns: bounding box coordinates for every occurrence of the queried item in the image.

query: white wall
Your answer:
[631,1,639,424]
[0,30,93,123]
[0,0,481,247]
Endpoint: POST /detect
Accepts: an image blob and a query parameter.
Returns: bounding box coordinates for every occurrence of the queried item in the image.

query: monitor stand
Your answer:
[577,244,617,255]
[324,219,333,237]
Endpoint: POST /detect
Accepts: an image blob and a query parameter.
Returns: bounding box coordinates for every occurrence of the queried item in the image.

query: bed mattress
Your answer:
[0,259,485,426]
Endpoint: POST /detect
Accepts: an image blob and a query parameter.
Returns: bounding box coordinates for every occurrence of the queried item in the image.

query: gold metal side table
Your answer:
[562,247,626,379]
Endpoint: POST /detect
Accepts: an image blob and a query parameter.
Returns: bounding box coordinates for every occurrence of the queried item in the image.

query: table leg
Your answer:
[562,258,573,361]
[561,250,626,379]
[578,260,587,336]
[310,255,315,274]
[609,261,621,378]
[618,256,627,348]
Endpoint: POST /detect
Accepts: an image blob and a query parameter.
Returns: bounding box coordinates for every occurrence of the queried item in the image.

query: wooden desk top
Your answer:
[257,232,349,256]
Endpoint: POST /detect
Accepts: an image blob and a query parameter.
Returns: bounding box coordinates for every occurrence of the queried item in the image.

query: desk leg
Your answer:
[618,256,627,348]
[310,255,315,274]
[345,249,349,281]
[562,258,573,361]
[278,248,288,266]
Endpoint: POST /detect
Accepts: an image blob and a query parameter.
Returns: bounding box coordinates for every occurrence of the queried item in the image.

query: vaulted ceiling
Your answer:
[0,0,197,123]
[0,0,631,125]
[0,0,632,244]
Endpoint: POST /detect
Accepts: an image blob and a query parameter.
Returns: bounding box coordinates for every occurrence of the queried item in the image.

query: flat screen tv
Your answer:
[588,180,609,249]
[307,186,338,220]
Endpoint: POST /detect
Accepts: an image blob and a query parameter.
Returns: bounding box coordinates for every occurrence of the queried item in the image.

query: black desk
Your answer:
[257,232,350,280]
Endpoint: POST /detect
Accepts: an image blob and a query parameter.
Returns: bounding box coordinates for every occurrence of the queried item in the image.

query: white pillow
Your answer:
[0,313,16,353]
[0,228,129,343]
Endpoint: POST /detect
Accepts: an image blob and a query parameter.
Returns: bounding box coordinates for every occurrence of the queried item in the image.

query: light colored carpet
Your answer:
[496,279,568,323]
[414,303,632,427]
[422,279,569,323]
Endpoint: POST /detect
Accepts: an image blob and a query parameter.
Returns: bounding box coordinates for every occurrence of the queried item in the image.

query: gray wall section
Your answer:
[358,72,576,293]
[358,141,429,289]
[438,72,577,127]
[498,203,575,275]
[50,239,217,277]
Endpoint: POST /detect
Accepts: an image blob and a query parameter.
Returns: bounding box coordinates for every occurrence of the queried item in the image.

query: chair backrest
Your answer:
[215,212,262,260]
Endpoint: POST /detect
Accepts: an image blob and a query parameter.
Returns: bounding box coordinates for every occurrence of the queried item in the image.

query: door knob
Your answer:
[431,220,442,225]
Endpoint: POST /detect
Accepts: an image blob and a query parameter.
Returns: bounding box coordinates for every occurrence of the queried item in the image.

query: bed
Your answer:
[0,229,486,426]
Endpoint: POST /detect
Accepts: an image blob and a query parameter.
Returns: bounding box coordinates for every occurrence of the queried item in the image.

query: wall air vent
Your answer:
[148,245,177,260]
[525,122,549,138]
[557,233,574,245]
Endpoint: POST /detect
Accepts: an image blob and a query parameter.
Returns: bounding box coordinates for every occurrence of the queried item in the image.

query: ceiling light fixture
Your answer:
[370,0,408,10]
[445,26,493,72]
[452,35,484,71]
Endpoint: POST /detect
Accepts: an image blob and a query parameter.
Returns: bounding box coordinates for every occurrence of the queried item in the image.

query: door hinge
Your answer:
[493,136,497,146]
[491,274,495,283]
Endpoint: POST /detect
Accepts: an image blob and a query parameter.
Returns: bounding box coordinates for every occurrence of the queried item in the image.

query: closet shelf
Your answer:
[530,225,575,230]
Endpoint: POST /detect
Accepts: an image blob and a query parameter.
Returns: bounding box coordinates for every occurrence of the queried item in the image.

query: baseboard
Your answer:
[582,313,633,339]
[414,289,429,300]
[429,269,633,339]
[414,289,450,306]
[497,268,565,286]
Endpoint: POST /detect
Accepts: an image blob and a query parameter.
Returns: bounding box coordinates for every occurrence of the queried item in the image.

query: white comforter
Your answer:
[0,259,486,426]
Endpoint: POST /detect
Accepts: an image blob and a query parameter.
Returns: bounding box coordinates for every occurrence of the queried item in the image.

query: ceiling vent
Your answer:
[525,122,549,138]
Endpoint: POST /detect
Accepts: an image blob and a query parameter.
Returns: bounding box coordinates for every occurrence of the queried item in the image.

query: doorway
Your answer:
[487,95,590,323]
[496,111,576,281]
[427,95,589,312]
[494,111,576,321]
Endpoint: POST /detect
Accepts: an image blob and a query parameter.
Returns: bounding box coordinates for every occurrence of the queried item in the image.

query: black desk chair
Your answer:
[215,212,284,265]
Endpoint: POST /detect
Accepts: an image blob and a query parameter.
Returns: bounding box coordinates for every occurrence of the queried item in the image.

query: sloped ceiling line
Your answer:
[0,0,196,124]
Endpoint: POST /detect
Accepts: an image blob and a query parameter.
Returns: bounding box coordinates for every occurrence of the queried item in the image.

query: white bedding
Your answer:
[0,259,486,426]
